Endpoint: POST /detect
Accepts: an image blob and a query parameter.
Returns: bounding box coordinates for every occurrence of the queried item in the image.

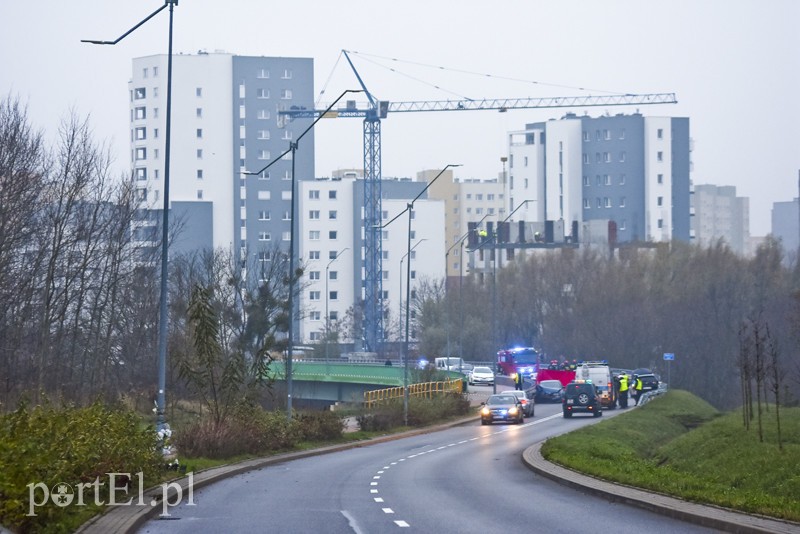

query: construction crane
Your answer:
[282,50,677,353]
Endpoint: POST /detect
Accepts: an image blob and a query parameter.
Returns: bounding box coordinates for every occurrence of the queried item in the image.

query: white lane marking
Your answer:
[370,482,378,486]
[341,510,365,534]
[373,475,381,479]
[370,489,378,494]
[374,497,384,503]
[395,520,410,527]
[382,508,394,514]
[391,462,397,465]
[378,470,385,474]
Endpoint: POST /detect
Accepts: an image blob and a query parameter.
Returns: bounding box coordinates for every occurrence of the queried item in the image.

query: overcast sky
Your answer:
[3,0,798,236]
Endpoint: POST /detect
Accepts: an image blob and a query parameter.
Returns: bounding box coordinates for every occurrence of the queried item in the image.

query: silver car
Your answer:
[501,389,535,417]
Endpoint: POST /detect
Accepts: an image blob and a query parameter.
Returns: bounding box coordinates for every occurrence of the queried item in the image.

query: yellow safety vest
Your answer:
[619,376,628,392]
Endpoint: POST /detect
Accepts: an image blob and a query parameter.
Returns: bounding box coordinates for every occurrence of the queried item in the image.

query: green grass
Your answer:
[541,390,800,522]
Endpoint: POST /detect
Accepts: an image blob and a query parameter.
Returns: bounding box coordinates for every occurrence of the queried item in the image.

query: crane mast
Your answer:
[283,51,677,354]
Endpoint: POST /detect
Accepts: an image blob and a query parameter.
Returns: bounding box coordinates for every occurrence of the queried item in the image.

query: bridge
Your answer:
[269,362,466,408]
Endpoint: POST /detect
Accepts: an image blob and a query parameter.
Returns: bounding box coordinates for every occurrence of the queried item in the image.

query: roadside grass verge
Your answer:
[541,390,800,522]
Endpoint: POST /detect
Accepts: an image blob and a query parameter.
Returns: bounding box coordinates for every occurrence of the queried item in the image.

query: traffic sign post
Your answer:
[663,353,674,386]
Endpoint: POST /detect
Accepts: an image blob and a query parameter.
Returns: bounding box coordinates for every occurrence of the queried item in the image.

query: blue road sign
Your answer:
[663,353,675,361]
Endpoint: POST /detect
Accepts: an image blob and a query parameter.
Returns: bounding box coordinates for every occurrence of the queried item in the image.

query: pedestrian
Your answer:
[632,375,643,405]
[514,371,524,391]
[618,373,629,408]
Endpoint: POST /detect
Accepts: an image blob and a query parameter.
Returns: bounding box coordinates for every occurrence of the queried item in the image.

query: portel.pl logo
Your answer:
[27,472,194,517]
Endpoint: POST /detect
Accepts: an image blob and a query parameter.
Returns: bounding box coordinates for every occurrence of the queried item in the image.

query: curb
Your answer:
[76,415,476,534]
[522,441,800,534]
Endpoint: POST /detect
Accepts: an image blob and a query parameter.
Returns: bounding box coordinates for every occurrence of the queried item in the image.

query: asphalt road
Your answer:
[138,398,715,534]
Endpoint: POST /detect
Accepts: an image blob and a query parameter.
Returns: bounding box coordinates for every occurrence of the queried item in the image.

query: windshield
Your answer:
[511,349,538,364]
[487,395,517,405]
[474,367,491,373]
[539,380,562,388]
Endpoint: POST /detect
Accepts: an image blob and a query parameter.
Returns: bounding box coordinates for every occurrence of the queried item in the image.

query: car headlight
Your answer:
[508,407,518,414]
[481,407,490,415]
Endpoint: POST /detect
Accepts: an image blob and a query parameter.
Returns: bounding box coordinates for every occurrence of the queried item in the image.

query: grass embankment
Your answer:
[541,390,800,522]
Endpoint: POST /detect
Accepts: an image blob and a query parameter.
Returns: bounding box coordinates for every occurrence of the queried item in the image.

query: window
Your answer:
[329,231,337,240]
[257,88,270,99]
[259,171,270,180]
[524,156,528,167]
[258,191,271,200]
[282,231,290,241]
[135,168,147,181]
[309,332,321,341]
[583,153,589,164]
[142,68,148,78]
[257,130,270,140]
[282,211,290,220]
[153,87,159,98]
[604,197,611,208]
[487,194,495,201]
[153,149,159,159]
[410,250,417,260]
[282,130,293,140]
[329,210,337,220]
[196,169,203,179]
[282,69,293,79]
[657,151,663,162]
[382,271,389,280]
[257,68,269,79]
[309,311,321,321]
[258,232,271,241]
[135,148,146,160]
[620,219,627,230]
[620,129,626,140]
[657,219,664,229]
[657,196,663,207]
[309,210,320,219]
[134,107,146,120]
[309,251,320,260]
[281,89,293,99]
[153,107,159,118]
[657,173,664,184]
[410,231,416,240]
[381,210,389,220]
[134,87,146,100]
[329,271,338,280]
[596,198,602,208]
[258,150,270,160]
[309,231,320,240]
[583,131,589,141]
[196,108,202,118]
[620,174,626,185]
[596,152,601,163]
[196,149,203,159]
[153,66,158,77]
[476,194,483,201]
[657,128,664,139]
[329,311,338,321]
[309,291,320,301]
[604,152,611,163]
[136,188,147,201]
[329,291,338,301]
[153,128,159,139]
[196,87,202,97]
[309,271,320,280]
[328,190,337,199]
[410,270,416,280]
[583,175,589,186]
[258,210,270,220]
[196,128,203,139]
[595,130,601,140]
[309,190,320,199]
[583,198,590,209]
[135,127,146,140]
[604,174,611,185]
[329,250,338,259]
[604,129,611,140]
[382,251,389,260]
[257,109,270,120]
[197,190,203,200]
[620,197,626,208]
[596,175,602,186]
[619,152,626,162]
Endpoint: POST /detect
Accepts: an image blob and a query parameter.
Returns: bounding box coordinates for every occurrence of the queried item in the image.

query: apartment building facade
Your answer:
[691,184,750,255]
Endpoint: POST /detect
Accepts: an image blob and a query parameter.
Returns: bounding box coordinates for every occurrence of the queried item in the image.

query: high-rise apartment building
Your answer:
[128,52,315,263]
[507,112,691,245]
[772,197,800,259]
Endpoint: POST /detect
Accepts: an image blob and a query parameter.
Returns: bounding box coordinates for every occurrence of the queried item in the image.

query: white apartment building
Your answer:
[297,176,446,345]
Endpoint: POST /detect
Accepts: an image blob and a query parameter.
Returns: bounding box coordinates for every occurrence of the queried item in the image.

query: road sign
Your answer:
[663,353,675,361]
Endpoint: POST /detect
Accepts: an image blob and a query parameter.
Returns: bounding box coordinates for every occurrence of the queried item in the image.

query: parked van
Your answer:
[576,361,617,409]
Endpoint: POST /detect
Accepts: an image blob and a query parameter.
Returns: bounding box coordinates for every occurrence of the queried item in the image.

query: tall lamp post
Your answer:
[472,199,534,393]
[83,0,178,433]
[399,239,427,346]
[380,164,461,425]
[245,89,361,420]
[325,247,349,374]
[445,213,489,376]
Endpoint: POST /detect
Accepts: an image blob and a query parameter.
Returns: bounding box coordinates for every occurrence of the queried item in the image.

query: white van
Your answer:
[577,362,617,408]
[435,357,466,371]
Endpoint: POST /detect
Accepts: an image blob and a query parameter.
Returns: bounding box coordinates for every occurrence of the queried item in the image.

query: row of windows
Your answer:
[308,190,338,200]
[255,68,294,79]
[582,173,665,186]
[309,210,338,219]
[582,196,663,209]
[580,128,666,141]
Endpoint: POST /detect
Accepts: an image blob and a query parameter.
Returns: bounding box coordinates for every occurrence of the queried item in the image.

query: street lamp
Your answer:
[380,163,461,425]
[399,239,427,344]
[245,89,361,420]
[445,213,489,376]
[471,199,534,393]
[83,0,179,433]
[325,247,349,374]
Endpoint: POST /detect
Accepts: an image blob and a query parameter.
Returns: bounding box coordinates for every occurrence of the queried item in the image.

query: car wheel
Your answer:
[563,411,571,418]
[577,393,590,405]
[594,410,602,417]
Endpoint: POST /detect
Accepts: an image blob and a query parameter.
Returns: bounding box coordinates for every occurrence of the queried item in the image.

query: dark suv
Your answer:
[562,381,603,418]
